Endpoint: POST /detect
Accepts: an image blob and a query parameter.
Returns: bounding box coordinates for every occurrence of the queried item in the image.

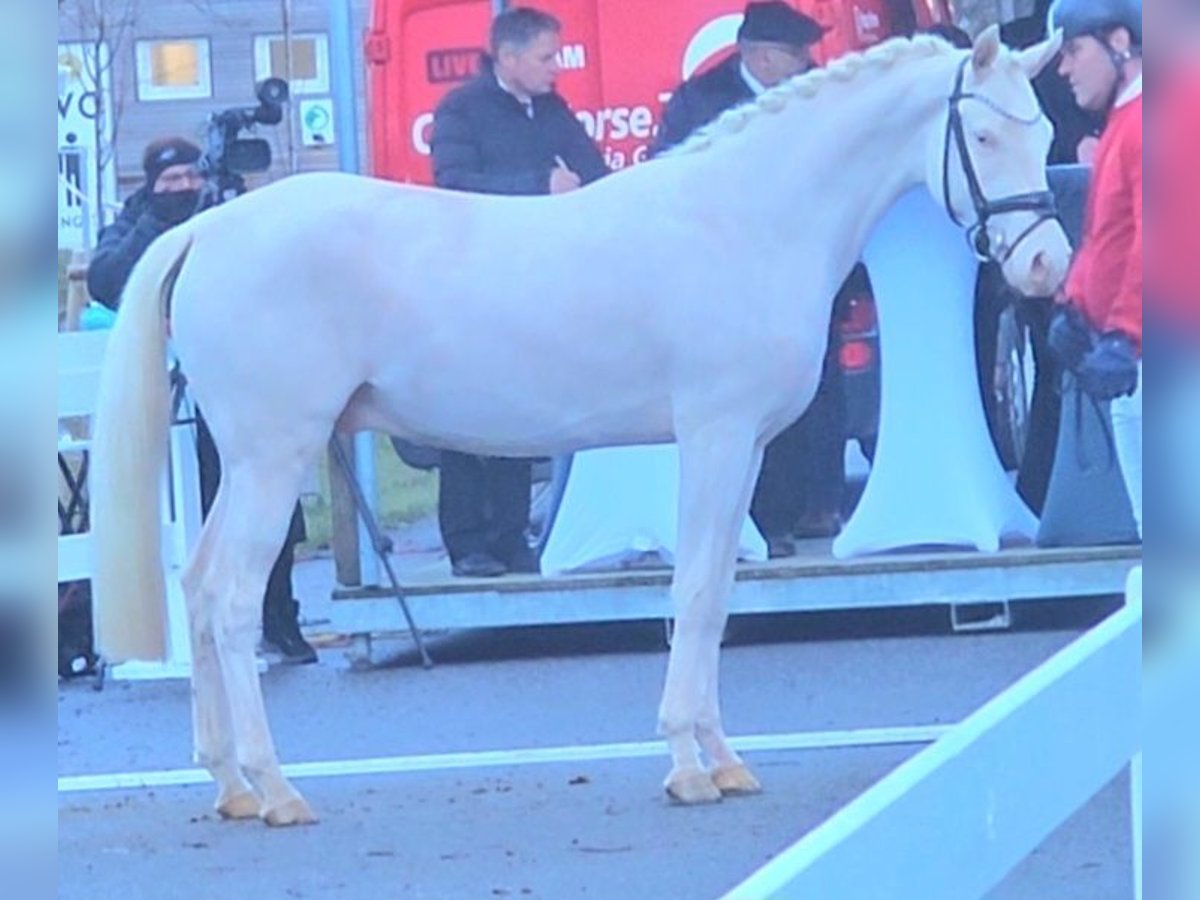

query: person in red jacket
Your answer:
[1047,0,1142,536]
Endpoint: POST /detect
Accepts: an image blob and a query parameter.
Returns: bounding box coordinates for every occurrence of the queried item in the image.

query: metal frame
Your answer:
[330,545,1140,647]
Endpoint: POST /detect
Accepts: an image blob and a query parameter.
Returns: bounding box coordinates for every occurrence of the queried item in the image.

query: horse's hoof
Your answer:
[664,768,723,805]
[711,763,762,797]
[261,796,318,827]
[216,790,261,820]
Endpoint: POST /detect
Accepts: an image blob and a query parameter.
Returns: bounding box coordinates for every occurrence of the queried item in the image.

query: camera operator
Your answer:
[87,137,206,310]
[85,131,317,664]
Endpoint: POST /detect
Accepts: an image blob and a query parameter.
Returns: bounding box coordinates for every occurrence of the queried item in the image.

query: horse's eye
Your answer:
[975,132,996,148]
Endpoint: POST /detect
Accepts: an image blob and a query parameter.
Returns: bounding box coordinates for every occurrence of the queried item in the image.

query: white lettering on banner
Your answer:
[58,43,114,250]
[557,44,587,71]
[575,105,656,142]
[854,5,882,41]
[412,111,434,155]
[683,14,742,79]
[410,103,659,166]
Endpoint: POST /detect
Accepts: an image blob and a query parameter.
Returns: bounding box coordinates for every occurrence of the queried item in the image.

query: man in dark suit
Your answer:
[431,6,607,578]
[653,2,845,558]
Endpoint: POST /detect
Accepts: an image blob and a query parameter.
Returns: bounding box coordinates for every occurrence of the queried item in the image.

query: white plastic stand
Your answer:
[833,189,1038,558]
[540,444,767,575]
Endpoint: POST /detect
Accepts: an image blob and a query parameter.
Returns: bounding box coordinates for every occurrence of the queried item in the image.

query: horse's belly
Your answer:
[340,379,675,457]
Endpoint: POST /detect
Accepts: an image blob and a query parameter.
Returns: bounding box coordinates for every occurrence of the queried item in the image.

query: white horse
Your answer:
[91,28,1067,825]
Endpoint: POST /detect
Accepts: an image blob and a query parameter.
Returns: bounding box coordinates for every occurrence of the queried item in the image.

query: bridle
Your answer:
[941,57,1059,263]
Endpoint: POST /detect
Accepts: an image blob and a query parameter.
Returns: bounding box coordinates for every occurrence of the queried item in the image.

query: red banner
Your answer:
[367,0,950,184]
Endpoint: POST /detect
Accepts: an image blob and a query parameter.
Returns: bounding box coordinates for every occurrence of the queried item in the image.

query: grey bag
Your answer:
[1037,379,1140,547]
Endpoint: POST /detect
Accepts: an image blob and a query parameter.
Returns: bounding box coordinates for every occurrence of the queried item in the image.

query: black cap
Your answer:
[737,2,827,47]
[143,136,202,187]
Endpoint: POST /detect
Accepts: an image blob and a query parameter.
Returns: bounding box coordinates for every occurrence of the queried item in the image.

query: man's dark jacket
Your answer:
[431,64,607,194]
[651,55,755,157]
[86,186,170,310]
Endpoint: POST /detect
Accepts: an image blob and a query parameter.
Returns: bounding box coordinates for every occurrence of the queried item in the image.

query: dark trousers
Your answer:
[750,335,846,539]
[195,411,305,619]
[437,451,532,565]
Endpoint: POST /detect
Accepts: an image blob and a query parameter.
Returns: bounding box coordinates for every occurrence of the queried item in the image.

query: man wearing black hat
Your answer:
[652,1,825,154]
[652,2,847,559]
[86,136,318,664]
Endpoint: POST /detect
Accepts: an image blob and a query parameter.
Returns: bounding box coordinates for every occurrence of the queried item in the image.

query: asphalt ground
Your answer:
[58,592,1133,900]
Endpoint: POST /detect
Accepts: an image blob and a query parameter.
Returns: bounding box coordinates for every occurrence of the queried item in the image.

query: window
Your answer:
[135,38,212,101]
[254,34,330,95]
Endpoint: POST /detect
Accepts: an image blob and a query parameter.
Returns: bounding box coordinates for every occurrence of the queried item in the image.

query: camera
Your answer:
[199,77,290,205]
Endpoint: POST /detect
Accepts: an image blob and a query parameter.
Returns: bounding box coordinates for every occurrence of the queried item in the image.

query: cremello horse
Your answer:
[91,28,1068,825]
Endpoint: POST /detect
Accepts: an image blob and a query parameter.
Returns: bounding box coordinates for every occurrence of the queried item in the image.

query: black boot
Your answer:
[262,599,318,665]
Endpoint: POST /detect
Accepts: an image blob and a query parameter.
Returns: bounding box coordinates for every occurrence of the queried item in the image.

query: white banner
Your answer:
[58,42,115,250]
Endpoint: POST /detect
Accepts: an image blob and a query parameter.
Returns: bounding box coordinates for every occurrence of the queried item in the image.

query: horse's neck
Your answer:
[682,53,953,295]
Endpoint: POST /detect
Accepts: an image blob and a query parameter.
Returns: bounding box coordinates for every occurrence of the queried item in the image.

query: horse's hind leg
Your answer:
[659,421,760,804]
[206,459,316,826]
[181,490,260,819]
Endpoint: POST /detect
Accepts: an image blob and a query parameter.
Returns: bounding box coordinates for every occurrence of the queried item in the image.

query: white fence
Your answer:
[724,566,1142,899]
[57,328,200,679]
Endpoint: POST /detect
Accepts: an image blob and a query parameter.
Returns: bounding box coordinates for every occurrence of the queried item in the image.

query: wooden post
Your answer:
[328,433,362,586]
[63,250,90,332]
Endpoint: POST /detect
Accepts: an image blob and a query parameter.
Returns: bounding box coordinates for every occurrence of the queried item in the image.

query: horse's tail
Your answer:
[90,226,194,662]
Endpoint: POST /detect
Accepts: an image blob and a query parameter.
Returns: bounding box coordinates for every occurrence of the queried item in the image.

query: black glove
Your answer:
[1077,331,1139,400]
[1047,304,1095,371]
[148,188,201,227]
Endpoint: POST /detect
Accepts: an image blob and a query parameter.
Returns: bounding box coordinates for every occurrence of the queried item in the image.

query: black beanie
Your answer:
[143,137,202,187]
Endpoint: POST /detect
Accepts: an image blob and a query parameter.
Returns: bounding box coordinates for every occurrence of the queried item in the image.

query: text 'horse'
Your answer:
[91,28,1068,825]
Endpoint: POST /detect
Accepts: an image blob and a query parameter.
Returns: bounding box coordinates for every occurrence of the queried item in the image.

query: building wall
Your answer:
[58,0,373,199]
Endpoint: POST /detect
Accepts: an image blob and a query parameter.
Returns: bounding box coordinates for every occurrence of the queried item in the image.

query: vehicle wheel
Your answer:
[991,307,1033,471]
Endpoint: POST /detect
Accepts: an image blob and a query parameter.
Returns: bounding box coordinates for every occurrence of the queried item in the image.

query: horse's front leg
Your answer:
[696,439,766,798]
[658,423,762,804]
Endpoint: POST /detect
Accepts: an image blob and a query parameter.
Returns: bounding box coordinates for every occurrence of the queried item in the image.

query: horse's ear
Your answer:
[1015,30,1064,80]
[971,24,1002,73]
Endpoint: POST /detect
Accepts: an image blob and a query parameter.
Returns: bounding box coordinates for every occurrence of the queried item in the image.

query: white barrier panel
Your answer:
[57,329,200,680]
[542,445,766,575]
[834,189,1038,558]
[724,578,1141,899]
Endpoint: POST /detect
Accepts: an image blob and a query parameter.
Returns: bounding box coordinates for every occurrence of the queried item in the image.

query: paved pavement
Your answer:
[58,587,1133,900]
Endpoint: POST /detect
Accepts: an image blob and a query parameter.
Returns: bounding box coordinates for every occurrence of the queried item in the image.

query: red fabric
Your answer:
[1065,91,1142,350]
[1147,67,1200,334]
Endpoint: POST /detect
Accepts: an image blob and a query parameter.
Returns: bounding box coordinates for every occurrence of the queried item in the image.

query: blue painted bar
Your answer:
[723,596,1140,899]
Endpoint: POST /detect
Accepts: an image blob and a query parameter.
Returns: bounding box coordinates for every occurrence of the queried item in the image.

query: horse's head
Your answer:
[927,25,1072,296]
